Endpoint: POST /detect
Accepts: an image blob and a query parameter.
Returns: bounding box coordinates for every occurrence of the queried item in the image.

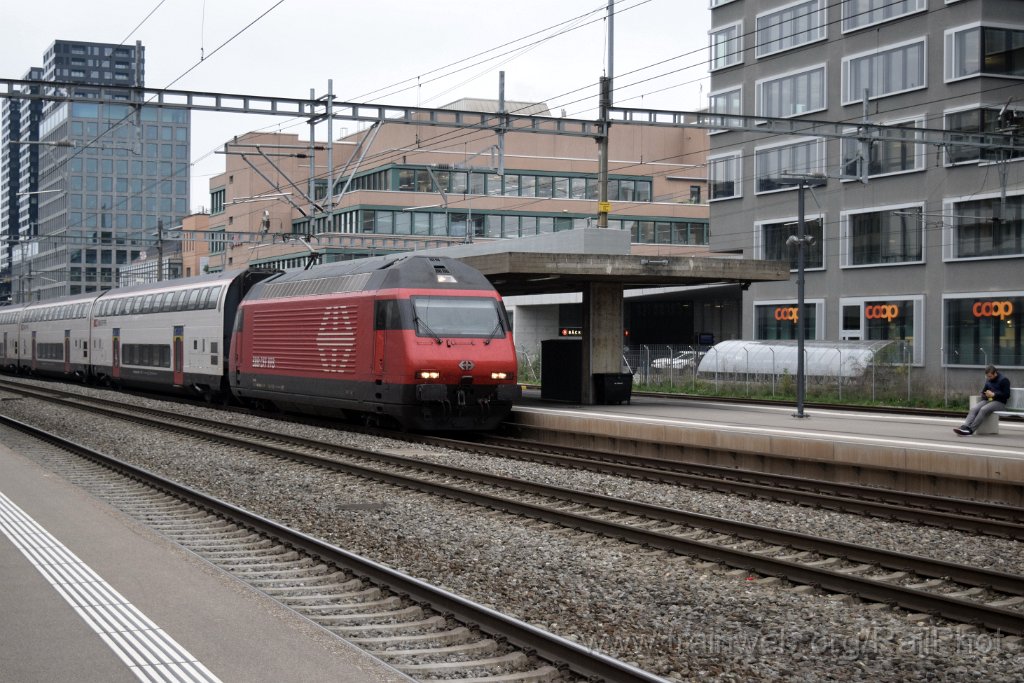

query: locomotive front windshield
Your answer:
[412,296,506,339]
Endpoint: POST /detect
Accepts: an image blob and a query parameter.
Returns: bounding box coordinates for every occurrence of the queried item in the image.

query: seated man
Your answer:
[954,365,1011,436]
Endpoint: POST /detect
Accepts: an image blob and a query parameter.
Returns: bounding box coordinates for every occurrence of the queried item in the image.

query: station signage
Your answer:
[864,304,900,322]
[774,306,799,323]
[972,300,1014,320]
[560,327,582,337]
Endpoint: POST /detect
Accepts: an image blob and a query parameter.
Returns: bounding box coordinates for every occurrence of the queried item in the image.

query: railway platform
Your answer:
[511,391,1024,505]
[0,441,411,683]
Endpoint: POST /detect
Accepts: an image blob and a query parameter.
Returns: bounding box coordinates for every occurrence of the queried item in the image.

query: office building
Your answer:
[204,104,729,348]
[708,0,1024,391]
[0,39,190,302]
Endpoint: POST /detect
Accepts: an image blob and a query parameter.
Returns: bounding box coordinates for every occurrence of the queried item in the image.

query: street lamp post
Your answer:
[775,173,826,419]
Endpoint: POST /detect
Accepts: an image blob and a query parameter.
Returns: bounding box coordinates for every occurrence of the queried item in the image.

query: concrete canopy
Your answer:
[463,251,789,297]
[417,229,790,297]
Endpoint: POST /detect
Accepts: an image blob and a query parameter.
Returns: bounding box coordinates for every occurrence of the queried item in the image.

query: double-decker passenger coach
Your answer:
[89,269,275,399]
[230,255,520,430]
[13,293,99,380]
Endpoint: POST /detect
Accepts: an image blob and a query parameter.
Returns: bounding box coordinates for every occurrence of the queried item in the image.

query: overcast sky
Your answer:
[1,0,710,212]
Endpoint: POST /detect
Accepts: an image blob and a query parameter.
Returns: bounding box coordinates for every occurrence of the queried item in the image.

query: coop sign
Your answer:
[774,307,799,323]
[865,304,900,322]
[972,300,1014,320]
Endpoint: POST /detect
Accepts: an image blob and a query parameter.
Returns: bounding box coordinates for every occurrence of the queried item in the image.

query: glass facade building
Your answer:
[1,40,190,302]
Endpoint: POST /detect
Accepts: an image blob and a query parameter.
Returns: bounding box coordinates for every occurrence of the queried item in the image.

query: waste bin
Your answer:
[593,372,633,405]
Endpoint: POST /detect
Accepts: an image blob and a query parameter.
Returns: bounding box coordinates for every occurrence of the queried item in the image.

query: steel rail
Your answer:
[8,387,1022,636]
[436,434,1024,534]
[0,414,666,683]
[4,378,1020,536]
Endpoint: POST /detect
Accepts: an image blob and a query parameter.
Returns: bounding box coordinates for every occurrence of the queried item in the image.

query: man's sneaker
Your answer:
[954,427,973,436]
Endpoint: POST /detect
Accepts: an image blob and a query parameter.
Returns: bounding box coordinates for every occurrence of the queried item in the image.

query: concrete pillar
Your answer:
[582,281,624,403]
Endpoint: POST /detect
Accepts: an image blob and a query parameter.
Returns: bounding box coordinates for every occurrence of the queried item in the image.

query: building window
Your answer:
[945,24,1024,81]
[756,65,826,118]
[708,153,742,201]
[754,301,822,340]
[944,294,1023,367]
[841,296,923,363]
[841,205,923,267]
[708,87,742,133]
[841,0,926,33]
[756,0,826,58]
[945,107,1024,165]
[944,194,1023,260]
[756,217,825,270]
[754,138,825,194]
[843,39,926,104]
[841,118,925,178]
[710,22,743,71]
[209,229,226,254]
[210,187,225,215]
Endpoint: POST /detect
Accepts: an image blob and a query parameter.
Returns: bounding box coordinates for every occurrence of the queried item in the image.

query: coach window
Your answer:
[209,286,222,309]
[754,301,824,340]
[841,296,923,364]
[142,295,155,313]
[944,294,1023,367]
[186,289,202,310]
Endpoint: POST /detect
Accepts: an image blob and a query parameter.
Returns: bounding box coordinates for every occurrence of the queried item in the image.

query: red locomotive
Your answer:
[230,255,520,430]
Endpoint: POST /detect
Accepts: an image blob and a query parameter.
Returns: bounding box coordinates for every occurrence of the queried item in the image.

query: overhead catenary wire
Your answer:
[17,0,1023,264]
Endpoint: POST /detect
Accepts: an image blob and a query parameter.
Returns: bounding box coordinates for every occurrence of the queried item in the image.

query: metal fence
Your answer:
[516,340,967,407]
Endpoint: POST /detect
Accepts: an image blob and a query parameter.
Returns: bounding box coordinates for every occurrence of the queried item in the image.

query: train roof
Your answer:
[20,290,102,309]
[248,255,496,301]
[97,268,269,299]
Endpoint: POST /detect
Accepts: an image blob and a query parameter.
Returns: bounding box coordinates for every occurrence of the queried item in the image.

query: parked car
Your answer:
[650,351,696,370]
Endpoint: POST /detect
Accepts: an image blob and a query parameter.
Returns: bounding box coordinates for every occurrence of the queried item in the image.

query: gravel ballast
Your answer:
[1,380,1022,682]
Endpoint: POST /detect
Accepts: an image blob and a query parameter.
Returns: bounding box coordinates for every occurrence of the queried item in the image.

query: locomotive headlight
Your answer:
[490,371,509,380]
[417,370,440,380]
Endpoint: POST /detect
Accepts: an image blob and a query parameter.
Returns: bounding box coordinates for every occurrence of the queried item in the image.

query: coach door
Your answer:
[112,328,121,380]
[173,325,184,386]
[31,331,37,372]
[64,330,71,374]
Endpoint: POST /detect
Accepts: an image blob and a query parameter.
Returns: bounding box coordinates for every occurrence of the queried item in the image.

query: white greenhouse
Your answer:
[696,340,906,378]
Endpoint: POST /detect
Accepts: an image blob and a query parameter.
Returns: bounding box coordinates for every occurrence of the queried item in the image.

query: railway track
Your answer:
[4,377,1020,539]
[0,415,658,683]
[4,380,1023,636]
[425,433,1024,538]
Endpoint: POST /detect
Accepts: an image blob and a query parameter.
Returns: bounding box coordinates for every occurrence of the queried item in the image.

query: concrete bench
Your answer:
[972,387,1024,435]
